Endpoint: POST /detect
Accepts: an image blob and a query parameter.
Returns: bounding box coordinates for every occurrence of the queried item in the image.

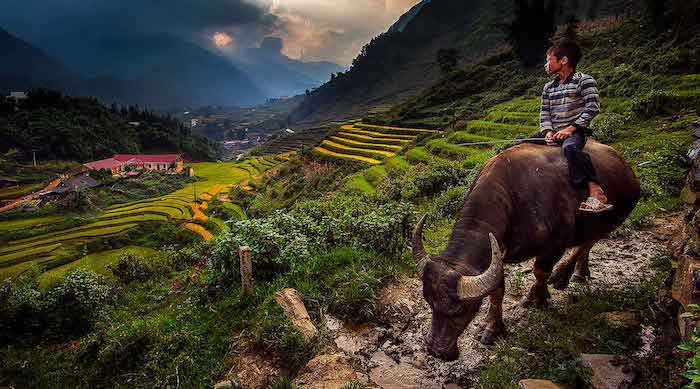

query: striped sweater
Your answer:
[539,72,600,136]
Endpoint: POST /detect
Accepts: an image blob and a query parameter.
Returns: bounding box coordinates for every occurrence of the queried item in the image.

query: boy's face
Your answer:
[544,52,568,75]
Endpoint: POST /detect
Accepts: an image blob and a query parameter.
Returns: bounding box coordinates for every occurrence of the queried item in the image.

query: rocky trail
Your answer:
[293,214,682,388]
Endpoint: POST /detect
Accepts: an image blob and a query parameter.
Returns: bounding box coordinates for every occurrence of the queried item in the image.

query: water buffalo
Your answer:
[412,140,640,361]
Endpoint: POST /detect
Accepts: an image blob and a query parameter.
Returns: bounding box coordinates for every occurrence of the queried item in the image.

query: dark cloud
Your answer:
[0,0,276,45]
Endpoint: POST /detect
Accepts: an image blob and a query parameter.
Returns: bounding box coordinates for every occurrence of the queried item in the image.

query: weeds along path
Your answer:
[314,213,681,388]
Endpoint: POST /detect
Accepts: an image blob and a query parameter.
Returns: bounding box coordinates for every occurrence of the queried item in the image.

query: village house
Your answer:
[84,154,184,175]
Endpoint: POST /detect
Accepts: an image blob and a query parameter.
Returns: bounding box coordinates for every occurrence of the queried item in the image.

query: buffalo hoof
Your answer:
[479,327,506,345]
[520,288,550,308]
[548,271,571,291]
[571,274,589,284]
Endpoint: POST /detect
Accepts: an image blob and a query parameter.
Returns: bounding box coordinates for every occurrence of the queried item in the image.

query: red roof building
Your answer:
[84,154,184,174]
[83,158,125,174]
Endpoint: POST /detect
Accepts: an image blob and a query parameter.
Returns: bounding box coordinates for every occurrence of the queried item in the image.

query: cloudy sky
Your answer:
[0,0,421,66]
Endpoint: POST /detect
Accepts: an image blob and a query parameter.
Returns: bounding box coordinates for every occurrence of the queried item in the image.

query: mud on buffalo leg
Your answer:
[479,284,506,345]
[548,240,597,290]
[572,241,595,283]
[522,248,564,308]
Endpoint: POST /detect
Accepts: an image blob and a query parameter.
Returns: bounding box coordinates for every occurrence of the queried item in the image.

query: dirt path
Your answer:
[296,214,682,388]
[0,178,62,213]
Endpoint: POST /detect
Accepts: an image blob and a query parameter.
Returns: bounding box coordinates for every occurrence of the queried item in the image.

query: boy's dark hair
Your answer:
[547,40,582,69]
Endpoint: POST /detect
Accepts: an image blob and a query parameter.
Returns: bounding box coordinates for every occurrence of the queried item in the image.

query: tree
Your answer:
[504,0,558,67]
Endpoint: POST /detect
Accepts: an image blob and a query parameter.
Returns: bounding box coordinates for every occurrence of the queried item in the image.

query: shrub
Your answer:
[108,252,169,283]
[208,195,413,279]
[429,184,469,221]
[631,89,675,118]
[328,266,381,322]
[590,112,626,143]
[379,158,472,201]
[44,268,111,335]
[0,265,43,339]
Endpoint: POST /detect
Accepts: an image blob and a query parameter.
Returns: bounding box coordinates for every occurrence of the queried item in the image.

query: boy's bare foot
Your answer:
[579,182,613,213]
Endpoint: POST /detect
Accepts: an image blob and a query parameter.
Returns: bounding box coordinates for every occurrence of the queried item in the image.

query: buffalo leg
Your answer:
[522,249,564,308]
[572,243,595,283]
[479,285,506,345]
[548,240,597,290]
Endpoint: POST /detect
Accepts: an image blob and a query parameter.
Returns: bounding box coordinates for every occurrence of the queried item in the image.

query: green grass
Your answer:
[222,202,247,220]
[480,256,670,388]
[425,138,493,166]
[384,155,410,171]
[0,216,65,231]
[37,246,158,289]
[320,140,396,160]
[0,183,45,200]
[0,224,139,255]
[336,132,412,145]
[340,127,417,140]
[465,120,538,138]
[487,96,541,113]
[405,147,432,162]
[347,175,375,194]
[0,243,63,267]
[484,111,539,125]
[102,205,191,220]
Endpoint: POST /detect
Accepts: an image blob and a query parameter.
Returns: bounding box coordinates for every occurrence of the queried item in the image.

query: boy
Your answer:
[537,40,612,213]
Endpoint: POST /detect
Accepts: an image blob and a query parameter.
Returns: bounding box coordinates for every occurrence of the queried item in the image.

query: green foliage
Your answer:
[210,195,413,278]
[135,222,200,248]
[590,112,626,143]
[678,304,700,388]
[631,89,677,118]
[379,157,472,201]
[0,265,43,338]
[45,268,111,335]
[429,184,470,221]
[109,251,169,284]
[95,170,198,207]
[0,89,217,162]
[328,265,381,321]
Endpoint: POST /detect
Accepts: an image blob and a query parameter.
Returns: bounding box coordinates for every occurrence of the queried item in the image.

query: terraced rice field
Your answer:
[0,158,282,280]
[314,123,440,164]
[257,127,328,154]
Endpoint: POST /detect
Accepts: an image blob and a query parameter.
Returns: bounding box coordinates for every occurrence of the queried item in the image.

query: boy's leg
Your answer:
[561,131,593,188]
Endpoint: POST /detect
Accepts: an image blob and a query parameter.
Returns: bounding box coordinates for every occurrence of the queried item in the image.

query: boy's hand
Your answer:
[544,130,555,145]
[554,126,576,141]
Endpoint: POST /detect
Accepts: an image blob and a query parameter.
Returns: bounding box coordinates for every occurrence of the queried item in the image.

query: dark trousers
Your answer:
[527,129,598,188]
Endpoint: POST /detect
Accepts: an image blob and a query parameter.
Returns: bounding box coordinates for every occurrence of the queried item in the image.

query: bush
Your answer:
[0,266,43,339]
[379,158,472,201]
[208,195,413,280]
[109,252,166,283]
[429,184,469,221]
[631,89,676,118]
[328,266,381,322]
[44,268,111,335]
[590,112,626,143]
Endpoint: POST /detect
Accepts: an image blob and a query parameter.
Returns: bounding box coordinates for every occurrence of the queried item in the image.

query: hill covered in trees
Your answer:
[0,89,218,162]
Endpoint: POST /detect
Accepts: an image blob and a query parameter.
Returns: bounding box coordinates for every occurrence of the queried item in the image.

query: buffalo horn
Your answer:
[457,233,505,300]
[412,214,431,274]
